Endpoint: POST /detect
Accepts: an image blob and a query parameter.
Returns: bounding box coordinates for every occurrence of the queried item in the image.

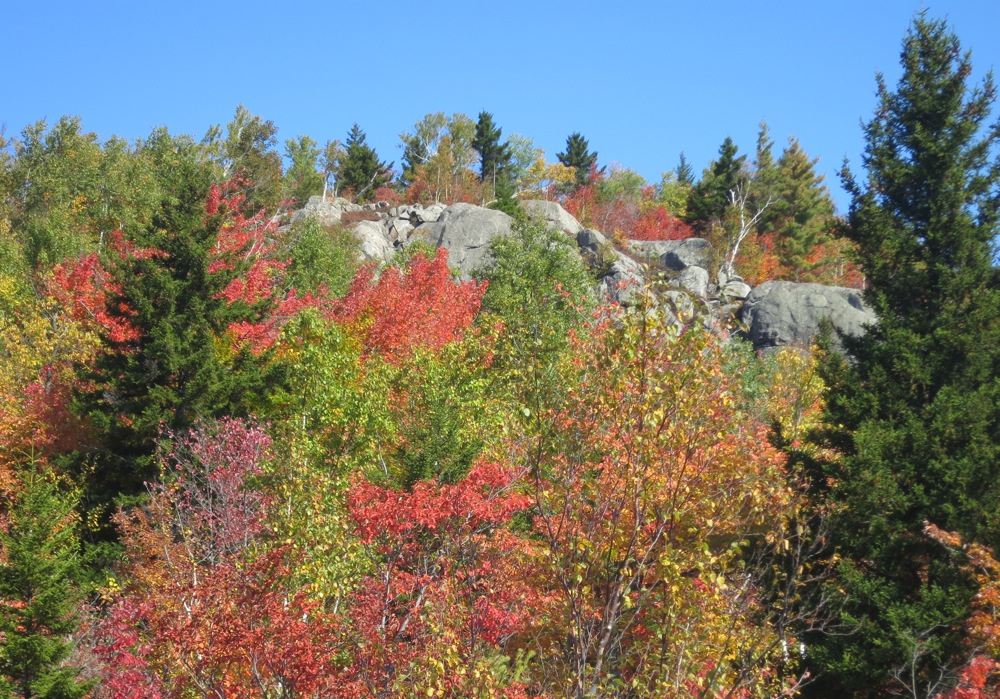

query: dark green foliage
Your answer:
[684,136,746,228]
[806,15,1000,697]
[556,132,600,189]
[675,151,695,186]
[338,123,391,202]
[472,111,511,192]
[0,476,88,699]
[79,164,280,504]
[761,139,836,279]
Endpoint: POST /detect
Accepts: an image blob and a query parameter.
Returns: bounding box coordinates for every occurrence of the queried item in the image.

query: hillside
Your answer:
[0,16,999,699]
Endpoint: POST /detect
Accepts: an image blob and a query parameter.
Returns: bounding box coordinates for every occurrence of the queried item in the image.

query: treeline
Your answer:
[0,14,999,699]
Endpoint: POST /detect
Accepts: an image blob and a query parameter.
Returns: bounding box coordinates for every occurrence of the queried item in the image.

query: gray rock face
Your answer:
[722,278,752,300]
[521,200,584,235]
[740,281,875,352]
[677,265,710,298]
[291,195,343,227]
[659,238,714,271]
[628,238,714,271]
[352,220,393,262]
[576,228,608,253]
[598,254,646,305]
[406,203,513,278]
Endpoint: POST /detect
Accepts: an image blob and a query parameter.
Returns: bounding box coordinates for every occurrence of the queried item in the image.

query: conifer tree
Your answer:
[807,15,1000,697]
[0,475,88,699]
[556,132,600,189]
[338,123,391,202]
[471,111,511,194]
[684,136,746,227]
[80,161,279,504]
[282,135,323,205]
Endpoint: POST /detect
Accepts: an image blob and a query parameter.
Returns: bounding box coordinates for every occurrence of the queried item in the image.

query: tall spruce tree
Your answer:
[0,475,88,699]
[471,111,511,194]
[79,154,278,507]
[761,139,836,279]
[806,15,1000,698]
[684,136,746,228]
[556,132,600,189]
[338,123,391,202]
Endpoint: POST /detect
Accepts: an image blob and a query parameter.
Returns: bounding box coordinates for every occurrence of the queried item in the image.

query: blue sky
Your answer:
[4,1,999,213]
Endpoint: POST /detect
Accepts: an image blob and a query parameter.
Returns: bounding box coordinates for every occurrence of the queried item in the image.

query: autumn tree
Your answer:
[522,303,802,698]
[475,219,595,416]
[93,418,347,698]
[807,16,1000,698]
[77,176,290,507]
[400,113,480,204]
[206,105,284,213]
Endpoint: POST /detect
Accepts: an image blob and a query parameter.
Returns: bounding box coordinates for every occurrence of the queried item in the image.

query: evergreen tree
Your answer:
[556,132,600,189]
[675,151,695,186]
[684,136,746,227]
[759,138,836,279]
[806,15,1000,697]
[80,160,279,504]
[338,123,391,202]
[471,111,511,194]
[0,475,88,699]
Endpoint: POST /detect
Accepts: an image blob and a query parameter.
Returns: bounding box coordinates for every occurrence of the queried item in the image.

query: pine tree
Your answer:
[806,15,1000,697]
[760,139,836,279]
[556,132,599,189]
[0,475,88,699]
[471,111,511,194]
[80,162,279,505]
[338,123,391,202]
[684,136,746,227]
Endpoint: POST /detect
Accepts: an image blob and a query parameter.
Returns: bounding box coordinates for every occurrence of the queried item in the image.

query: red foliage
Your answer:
[92,418,351,698]
[158,418,274,564]
[206,180,326,353]
[45,249,139,344]
[95,548,347,699]
[563,184,691,241]
[629,205,694,241]
[331,248,487,362]
[346,461,535,697]
[934,656,1000,699]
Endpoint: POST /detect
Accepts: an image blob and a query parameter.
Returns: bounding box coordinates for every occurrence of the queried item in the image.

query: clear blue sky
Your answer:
[4,1,999,214]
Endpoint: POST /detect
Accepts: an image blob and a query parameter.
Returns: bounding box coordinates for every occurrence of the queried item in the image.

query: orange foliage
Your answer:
[331,248,487,362]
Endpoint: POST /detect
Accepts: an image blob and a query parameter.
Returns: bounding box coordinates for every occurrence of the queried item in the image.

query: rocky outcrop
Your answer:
[520,200,584,236]
[290,195,347,227]
[740,281,875,352]
[598,255,646,305]
[405,203,513,278]
[288,198,875,355]
[629,238,714,272]
[353,220,394,262]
